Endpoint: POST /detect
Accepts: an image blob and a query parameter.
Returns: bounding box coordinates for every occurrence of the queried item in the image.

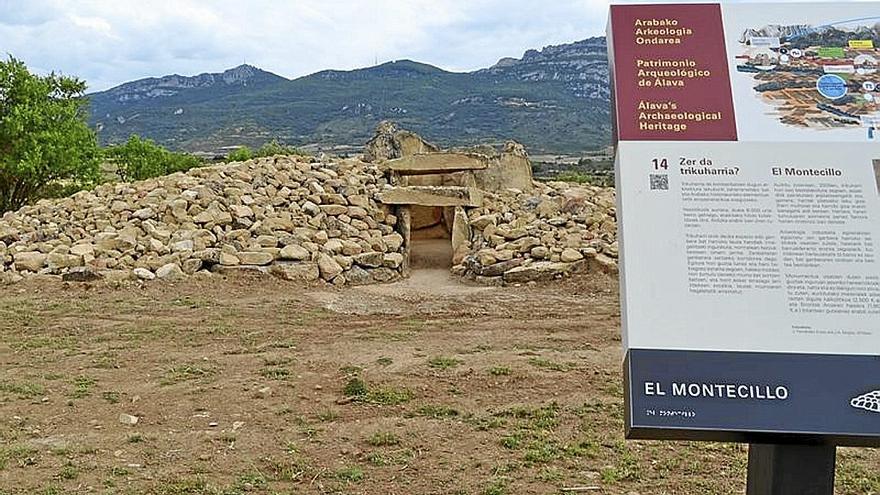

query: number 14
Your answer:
[652,158,668,171]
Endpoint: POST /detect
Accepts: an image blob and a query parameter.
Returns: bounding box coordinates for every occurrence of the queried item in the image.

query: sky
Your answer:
[0,0,854,92]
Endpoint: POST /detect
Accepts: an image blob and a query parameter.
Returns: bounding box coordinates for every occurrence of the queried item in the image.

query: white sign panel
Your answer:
[609,2,880,445]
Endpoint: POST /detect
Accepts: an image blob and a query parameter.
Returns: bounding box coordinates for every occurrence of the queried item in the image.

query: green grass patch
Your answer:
[234,472,267,491]
[483,478,508,495]
[260,451,314,482]
[339,365,363,376]
[152,478,214,494]
[10,336,77,351]
[0,381,45,399]
[266,339,297,350]
[90,351,120,369]
[415,404,460,419]
[293,417,320,439]
[160,364,217,386]
[498,403,561,429]
[0,444,38,470]
[343,378,368,397]
[366,431,400,447]
[56,463,79,480]
[366,387,413,406]
[428,356,462,370]
[536,466,563,482]
[316,409,338,422]
[109,466,131,477]
[500,432,524,450]
[262,356,294,367]
[600,442,642,483]
[343,378,413,406]
[260,367,292,381]
[334,466,365,483]
[838,460,880,493]
[527,357,572,372]
[488,366,512,376]
[492,403,595,465]
[466,415,506,431]
[366,448,413,467]
[70,376,96,399]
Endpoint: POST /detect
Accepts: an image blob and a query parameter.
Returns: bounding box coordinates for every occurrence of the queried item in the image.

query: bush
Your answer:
[227,140,304,162]
[0,56,101,212]
[343,378,368,398]
[556,171,593,185]
[227,146,253,162]
[104,135,202,182]
[255,139,304,157]
[555,170,615,188]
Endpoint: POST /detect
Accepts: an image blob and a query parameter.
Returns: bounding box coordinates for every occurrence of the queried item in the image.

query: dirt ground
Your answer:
[0,270,877,495]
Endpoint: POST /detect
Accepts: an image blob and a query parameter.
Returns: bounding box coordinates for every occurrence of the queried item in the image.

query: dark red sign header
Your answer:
[609,4,738,141]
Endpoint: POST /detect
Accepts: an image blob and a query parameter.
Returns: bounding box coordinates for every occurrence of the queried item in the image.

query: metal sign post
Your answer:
[746,444,836,495]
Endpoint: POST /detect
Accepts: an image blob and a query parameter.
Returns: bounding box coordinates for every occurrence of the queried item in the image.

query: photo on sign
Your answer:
[727,4,880,142]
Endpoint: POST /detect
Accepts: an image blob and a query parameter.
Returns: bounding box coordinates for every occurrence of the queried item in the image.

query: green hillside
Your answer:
[88,38,611,155]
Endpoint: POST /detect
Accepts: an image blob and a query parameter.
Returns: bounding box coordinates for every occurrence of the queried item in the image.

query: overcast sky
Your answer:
[0,0,847,92]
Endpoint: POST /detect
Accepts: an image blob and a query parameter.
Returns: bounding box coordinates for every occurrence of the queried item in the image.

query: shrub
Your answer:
[556,171,593,185]
[254,139,303,157]
[104,135,202,182]
[0,56,101,212]
[227,140,304,162]
[227,146,253,162]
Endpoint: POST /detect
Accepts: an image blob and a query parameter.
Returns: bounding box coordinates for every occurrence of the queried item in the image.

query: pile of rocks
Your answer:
[0,130,619,287]
[456,180,618,285]
[0,155,405,285]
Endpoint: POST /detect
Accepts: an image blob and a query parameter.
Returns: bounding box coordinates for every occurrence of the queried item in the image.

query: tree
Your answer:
[254,139,304,158]
[104,135,202,182]
[226,140,304,163]
[0,56,100,212]
[227,146,253,162]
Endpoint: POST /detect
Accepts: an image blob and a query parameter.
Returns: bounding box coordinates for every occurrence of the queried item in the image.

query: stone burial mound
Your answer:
[365,122,619,286]
[0,123,618,286]
[456,182,618,286]
[0,156,405,285]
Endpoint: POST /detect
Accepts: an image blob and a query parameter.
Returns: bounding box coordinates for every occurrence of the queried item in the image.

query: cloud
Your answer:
[69,14,114,35]
[0,0,608,91]
[0,0,848,91]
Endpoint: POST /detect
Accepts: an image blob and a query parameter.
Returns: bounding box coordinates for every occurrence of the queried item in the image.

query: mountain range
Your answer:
[87,37,611,155]
[740,23,880,48]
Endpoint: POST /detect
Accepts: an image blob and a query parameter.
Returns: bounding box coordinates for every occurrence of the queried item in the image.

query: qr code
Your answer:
[650,174,669,191]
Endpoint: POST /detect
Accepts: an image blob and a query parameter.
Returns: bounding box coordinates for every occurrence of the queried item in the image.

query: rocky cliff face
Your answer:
[477,37,610,101]
[98,64,287,104]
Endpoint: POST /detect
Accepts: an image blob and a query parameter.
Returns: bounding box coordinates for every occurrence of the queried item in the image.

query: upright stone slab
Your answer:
[397,206,412,277]
[451,206,471,265]
[473,142,534,193]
